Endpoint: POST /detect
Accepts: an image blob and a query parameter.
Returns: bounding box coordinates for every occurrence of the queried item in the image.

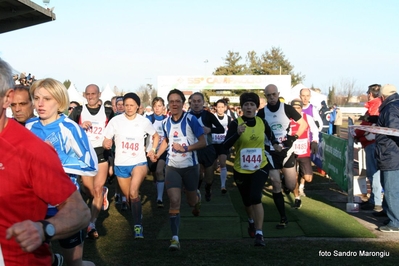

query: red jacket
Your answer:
[355,97,382,148]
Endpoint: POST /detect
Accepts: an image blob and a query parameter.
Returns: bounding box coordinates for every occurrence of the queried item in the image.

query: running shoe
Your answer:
[293,199,302,209]
[114,193,121,205]
[102,186,109,211]
[247,222,255,238]
[299,187,306,197]
[276,217,288,229]
[254,233,265,246]
[134,225,144,239]
[169,239,180,251]
[157,200,164,208]
[52,253,64,266]
[205,184,212,202]
[121,200,128,211]
[87,226,99,240]
[379,225,399,232]
[192,189,201,217]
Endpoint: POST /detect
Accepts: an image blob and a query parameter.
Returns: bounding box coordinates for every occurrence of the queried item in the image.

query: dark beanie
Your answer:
[240,92,260,108]
[123,92,141,107]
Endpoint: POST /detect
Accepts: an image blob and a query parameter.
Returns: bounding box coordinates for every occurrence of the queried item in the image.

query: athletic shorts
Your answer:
[115,162,147,178]
[165,164,199,191]
[197,145,217,168]
[94,147,110,164]
[213,144,229,156]
[58,229,86,249]
[266,148,296,169]
[45,214,86,249]
[296,157,313,177]
[147,151,167,172]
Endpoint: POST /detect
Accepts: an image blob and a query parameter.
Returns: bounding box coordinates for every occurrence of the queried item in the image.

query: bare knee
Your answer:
[303,174,313,183]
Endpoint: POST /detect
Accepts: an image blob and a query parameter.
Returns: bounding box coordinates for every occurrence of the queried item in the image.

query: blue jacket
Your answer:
[26,114,98,176]
[375,93,399,171]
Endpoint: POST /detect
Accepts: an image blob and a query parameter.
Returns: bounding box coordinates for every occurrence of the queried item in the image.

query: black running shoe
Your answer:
[293,199,302,209]
[157,200,164,208]
[254,234,265,246]
[276,217,288,229]
[87,227,99,240]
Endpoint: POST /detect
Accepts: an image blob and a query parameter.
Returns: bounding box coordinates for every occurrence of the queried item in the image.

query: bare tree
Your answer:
[329,78,361,106]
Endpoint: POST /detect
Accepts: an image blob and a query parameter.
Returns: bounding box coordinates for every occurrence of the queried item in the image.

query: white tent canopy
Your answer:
[100,84,116,102]
[67,83,85,104]
[289,84,328,110]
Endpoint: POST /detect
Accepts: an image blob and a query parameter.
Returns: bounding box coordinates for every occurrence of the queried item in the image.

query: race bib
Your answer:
[212,133,225,144]
[240,148,262,170]
[120,138,141,157]
[294,138,308,155]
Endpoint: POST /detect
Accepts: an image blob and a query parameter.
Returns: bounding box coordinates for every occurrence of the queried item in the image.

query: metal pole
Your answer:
[347,117,354,204]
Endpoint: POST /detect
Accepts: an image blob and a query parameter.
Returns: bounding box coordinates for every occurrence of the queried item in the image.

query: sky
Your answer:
[1,0,398,95]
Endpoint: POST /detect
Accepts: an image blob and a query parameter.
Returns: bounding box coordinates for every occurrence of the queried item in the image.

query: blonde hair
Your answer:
[30,78,69,113]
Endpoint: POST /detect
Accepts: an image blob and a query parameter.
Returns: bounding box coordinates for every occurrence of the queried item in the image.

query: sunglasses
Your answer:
[68,106,76,111]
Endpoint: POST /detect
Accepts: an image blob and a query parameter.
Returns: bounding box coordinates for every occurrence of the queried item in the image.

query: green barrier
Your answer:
[321,134,348,192]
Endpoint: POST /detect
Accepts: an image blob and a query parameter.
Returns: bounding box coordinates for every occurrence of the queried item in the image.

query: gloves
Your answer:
[365,132,376,141]
[282,135,297,148]
[311,142,318,154]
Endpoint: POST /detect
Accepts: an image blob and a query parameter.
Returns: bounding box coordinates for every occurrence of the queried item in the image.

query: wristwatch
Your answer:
[38,220,55,243]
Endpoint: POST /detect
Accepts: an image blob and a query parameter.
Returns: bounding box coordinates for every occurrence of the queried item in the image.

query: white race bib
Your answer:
[294,138,308,155]
[212,133,225,144]
[240,148,262,170]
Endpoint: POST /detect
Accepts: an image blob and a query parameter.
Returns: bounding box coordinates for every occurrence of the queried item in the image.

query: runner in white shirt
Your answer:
[103,92,159,239]
[212,98,232,194]
[146,97,168,208]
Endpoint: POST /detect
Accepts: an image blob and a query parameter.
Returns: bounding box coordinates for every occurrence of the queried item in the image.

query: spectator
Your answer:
[319,100,330,133]
[355,84,383,212]
[334,106,342,137]
[328,105,336,135]
[375,84,399,232]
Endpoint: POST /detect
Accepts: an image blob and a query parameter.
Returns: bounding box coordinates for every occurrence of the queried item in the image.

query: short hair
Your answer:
[30,78,70,113]
[70,101,81,107]
[167,89,186,103]
[85,84,100,93]
[300,88,311,95]
[14,84,32,101]
[152,96,165,107]
[215,98,227,106]
[0,58,14,97]
[189,92,204,101]
[367,84,381,98]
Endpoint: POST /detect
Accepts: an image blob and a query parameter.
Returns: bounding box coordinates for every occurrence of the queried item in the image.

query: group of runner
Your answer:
[7,70,322,258]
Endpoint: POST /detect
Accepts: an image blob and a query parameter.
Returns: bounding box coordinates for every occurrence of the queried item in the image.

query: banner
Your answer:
[312,132,348,191]
[349,125,399,137]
